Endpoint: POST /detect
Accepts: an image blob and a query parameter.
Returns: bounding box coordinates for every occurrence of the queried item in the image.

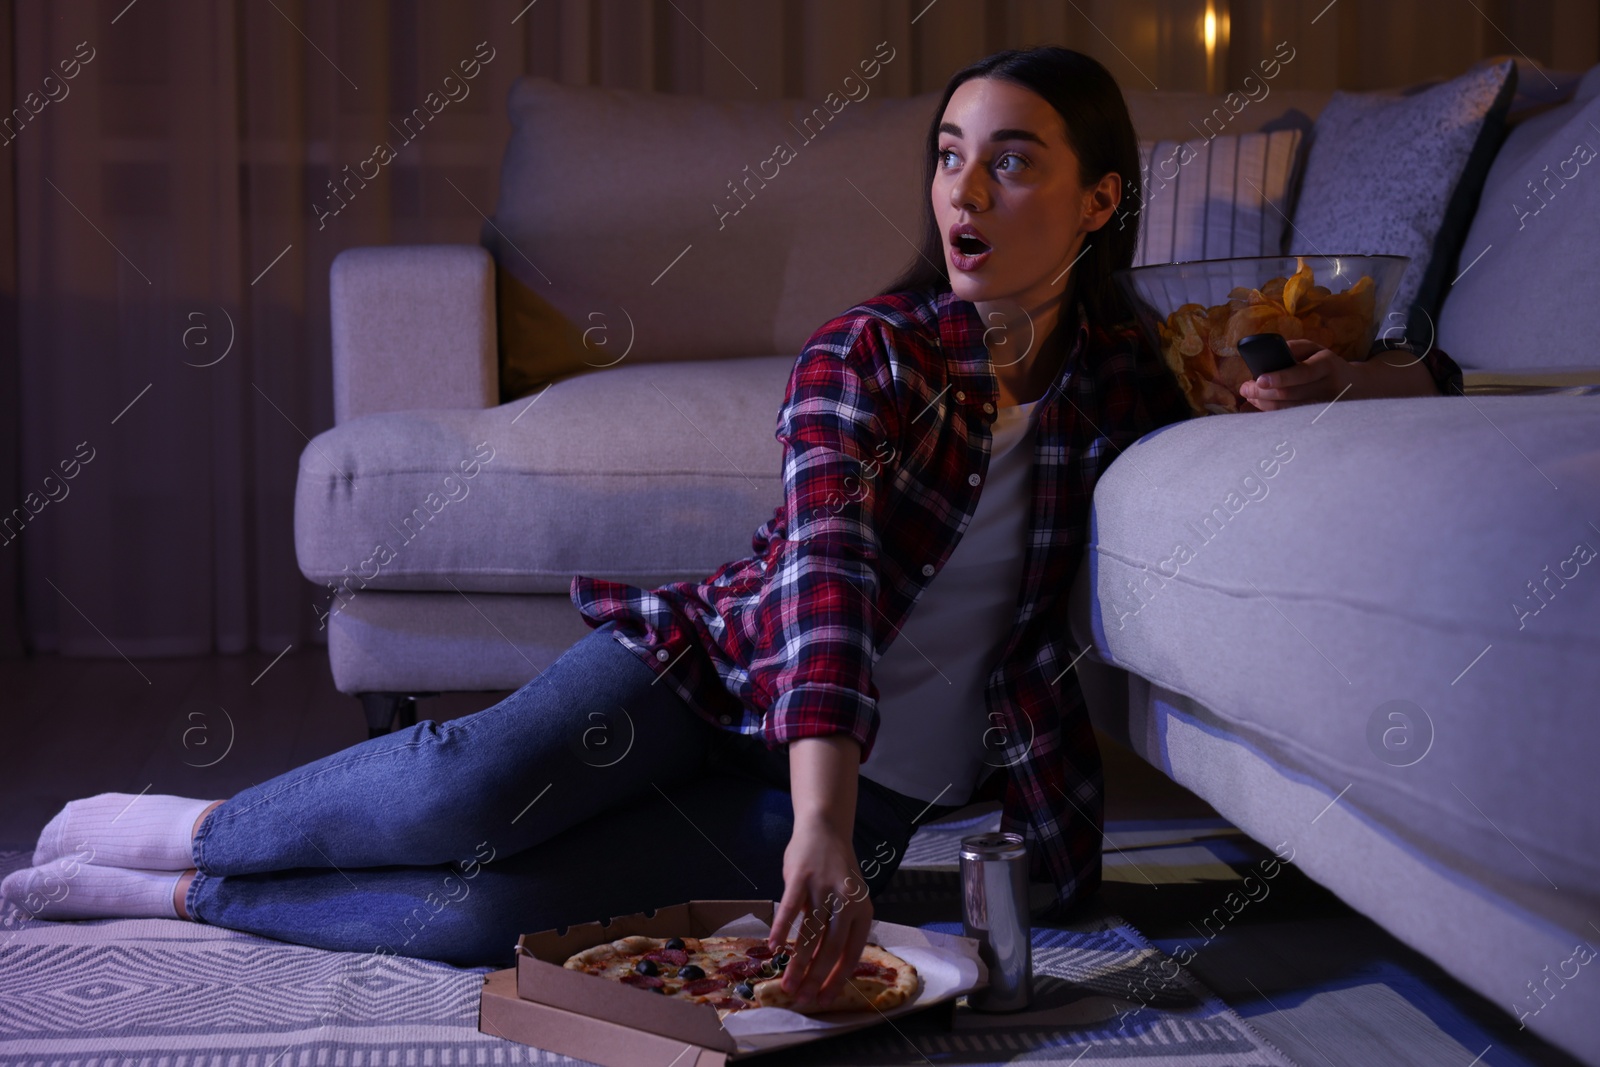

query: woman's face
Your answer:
[933,77,1113,314]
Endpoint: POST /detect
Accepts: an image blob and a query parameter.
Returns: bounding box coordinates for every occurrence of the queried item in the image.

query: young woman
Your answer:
[4,46,1460,1010]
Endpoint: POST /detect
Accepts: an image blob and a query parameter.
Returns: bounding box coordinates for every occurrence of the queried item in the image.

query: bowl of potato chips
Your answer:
[1113,254,1409,415]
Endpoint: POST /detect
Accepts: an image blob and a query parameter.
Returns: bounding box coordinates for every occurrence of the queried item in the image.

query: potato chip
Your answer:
[1280,258,1313,315]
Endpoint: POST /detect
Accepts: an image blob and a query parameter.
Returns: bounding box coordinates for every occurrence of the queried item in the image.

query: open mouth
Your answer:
[953,234,992,256]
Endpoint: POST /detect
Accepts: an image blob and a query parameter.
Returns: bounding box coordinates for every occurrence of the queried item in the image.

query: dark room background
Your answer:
[0,0,1594,660]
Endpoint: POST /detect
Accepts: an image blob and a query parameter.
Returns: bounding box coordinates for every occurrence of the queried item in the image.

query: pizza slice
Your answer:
[562,935,918,1017]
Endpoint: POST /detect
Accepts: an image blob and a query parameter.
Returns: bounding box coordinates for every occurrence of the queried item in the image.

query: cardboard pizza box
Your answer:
[480,968,736,1066]
[477,898,981,1064]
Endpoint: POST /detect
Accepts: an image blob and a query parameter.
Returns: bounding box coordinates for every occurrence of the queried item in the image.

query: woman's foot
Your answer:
[0,858,182,920]
[33,793,223,870]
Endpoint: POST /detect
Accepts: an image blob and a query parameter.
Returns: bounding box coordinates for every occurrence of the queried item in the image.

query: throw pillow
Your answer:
[1437,62,1600,370]
[496,265,606,403]
[1130,130,1304,266]
[1287,59,1517,346]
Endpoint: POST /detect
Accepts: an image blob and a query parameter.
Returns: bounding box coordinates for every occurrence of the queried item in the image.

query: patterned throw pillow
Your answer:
[1129,130,1304,267]
[1287,59,1517,343]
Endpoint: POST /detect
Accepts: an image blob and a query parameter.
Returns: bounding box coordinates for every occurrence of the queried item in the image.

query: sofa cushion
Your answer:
[1437,63,1600,371]
[1132,130,1304,265]
[1288,59,1517,344]
[295,356,789,601]
[489,70,939,391]
[487,73,1344,397]
[1080,394,1600,897]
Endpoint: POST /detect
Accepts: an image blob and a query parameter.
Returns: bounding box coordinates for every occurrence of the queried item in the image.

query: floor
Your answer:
[0,647,1583,1067]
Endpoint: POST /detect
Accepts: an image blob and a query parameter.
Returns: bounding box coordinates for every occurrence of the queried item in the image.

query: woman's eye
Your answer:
[938,148,1027,172]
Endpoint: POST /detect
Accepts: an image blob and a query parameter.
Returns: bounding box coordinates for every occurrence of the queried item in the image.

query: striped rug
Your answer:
[0,839,1296,1066]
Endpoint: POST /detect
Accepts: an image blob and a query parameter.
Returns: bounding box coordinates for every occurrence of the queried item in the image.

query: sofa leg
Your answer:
[359,692,428,737]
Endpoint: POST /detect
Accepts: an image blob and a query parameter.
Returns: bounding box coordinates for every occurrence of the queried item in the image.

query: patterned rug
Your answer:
[0,830,1297,1066]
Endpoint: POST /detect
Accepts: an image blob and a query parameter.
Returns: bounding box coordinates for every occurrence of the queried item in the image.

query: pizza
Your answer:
[562,935,918,1017]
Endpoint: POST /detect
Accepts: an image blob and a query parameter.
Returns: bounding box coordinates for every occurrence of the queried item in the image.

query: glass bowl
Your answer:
[1113,254,1410,415]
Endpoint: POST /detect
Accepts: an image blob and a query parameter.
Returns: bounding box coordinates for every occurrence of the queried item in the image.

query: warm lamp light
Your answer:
[1202,1,1229,93]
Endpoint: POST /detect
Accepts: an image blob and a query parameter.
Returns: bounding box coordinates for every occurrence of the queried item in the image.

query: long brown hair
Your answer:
[876,46,1142,328]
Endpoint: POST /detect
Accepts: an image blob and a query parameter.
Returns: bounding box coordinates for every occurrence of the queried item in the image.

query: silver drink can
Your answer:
[959,831,1032,1012]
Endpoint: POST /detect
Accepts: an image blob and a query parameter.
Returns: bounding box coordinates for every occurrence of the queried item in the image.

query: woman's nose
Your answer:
[949,163,989,213]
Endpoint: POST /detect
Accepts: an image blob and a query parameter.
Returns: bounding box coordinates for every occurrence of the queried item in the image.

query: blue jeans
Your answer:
[187,623,956,966]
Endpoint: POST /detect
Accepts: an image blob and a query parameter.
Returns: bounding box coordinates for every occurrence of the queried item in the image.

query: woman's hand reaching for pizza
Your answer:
[772,735,872,1011]
[774,817,872,1010]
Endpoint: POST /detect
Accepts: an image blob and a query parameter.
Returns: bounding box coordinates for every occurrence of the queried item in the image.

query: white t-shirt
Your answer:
[860,398,1041,804]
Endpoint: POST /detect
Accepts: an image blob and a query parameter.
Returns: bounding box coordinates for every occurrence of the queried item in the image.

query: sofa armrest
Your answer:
[329,244,497,424]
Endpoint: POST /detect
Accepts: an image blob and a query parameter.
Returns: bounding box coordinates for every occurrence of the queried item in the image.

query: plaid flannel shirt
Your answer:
[572,285,1464,917]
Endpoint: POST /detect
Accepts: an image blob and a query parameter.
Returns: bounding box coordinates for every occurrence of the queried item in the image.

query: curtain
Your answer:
[1,0,1594,658]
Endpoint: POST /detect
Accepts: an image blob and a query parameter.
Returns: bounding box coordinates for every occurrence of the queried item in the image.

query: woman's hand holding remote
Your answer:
[772,734,873,1011]
[1237,338,1356,410]
[1239,337,1443,409]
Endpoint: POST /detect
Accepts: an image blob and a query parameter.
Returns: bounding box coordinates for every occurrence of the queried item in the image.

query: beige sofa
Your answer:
[295,73,1345,715]
[295,71,1600,1062]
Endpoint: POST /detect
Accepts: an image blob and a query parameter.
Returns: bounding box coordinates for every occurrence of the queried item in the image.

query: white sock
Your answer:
[1,859,181,920]
[32,793,215,871]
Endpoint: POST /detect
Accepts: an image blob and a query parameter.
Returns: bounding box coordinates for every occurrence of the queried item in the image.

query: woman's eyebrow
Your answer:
[937,121,1047,147]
